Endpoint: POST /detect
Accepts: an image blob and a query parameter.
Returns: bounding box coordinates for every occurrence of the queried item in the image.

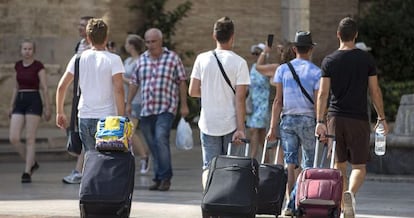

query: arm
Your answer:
[9,81,17,118]
[179,80,189,117]
[38,68,51,121]
[315,77,330,140]
[112,73,125,116]
[232,84,248,142]
[55,72,74,129]
[255,46,280,77]
[188,78,201,98]
[368,75,389,135]
[266,83,283,142]
[126,84,138,116]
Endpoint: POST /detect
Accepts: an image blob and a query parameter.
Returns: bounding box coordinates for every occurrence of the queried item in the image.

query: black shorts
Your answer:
[327,116,371,164]
[12,91,43,116]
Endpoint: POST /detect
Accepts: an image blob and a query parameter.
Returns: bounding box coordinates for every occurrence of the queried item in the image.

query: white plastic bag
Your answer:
[175,117,194,150]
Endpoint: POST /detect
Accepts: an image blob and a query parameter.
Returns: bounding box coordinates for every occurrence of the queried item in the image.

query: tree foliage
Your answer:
[358,0,414,82]
[130,0,192,50]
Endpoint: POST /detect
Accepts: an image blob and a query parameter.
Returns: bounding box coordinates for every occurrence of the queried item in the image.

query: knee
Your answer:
[9,136,20,145]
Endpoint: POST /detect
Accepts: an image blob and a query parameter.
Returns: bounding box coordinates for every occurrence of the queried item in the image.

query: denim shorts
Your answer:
[280,114,316,169]
[200,131,234,170]
[79,118,99,151]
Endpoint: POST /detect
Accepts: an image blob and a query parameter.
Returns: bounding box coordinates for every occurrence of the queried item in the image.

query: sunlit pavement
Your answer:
[1,143,413,217]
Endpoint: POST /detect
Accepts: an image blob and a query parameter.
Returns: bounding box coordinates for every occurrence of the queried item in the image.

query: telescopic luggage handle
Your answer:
[313,135,336,169]
[227,138,250,157]
[261,138,281,164]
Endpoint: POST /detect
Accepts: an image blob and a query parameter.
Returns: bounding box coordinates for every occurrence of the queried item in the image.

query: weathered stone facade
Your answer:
[0,0,359,127]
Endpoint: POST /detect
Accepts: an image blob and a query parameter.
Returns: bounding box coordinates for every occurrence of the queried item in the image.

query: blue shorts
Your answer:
[200,131,234,170]
[280,115,316,169]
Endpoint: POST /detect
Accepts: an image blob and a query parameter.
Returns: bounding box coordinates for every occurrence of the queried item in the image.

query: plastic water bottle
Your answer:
[374,123,386,156]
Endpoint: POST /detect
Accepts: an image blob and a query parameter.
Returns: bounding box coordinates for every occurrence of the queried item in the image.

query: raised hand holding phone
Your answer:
[267,34,274,48]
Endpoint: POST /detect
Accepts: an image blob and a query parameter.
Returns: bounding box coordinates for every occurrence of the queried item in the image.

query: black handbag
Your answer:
[66,55,82,156]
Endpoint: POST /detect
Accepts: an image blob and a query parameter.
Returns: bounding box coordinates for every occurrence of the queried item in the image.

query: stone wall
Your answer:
[0,0,359,128]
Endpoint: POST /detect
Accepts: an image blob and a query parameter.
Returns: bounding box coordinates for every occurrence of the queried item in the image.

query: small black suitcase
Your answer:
[256,139,287,217]
[80,150,135,218]
[201,140,259,218]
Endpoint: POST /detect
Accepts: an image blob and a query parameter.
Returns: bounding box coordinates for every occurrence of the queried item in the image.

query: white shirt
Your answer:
[191,49,250,136]
[65,49,125,118]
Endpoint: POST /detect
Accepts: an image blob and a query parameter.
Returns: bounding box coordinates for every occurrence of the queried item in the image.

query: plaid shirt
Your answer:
[131,48,187,117]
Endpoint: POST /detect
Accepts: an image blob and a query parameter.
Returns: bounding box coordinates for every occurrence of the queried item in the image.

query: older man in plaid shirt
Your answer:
[127,28,189,191]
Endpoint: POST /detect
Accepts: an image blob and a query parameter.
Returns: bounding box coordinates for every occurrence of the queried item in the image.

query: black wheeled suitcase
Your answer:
[256,139,287,217]
[80,150,135,218]
[201,140,259,218]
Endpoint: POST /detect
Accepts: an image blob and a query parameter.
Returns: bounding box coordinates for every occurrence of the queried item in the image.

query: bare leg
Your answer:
[75,149,85,173]
[9,114,26,160]
[130,117,148,158]
[285,163,296,200]
[249,128,266,159]
[23,114,41,173]
[335,161,348,209]
[349,164,366,194]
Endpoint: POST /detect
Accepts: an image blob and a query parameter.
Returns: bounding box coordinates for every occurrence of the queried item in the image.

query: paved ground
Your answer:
[0,129,414,217]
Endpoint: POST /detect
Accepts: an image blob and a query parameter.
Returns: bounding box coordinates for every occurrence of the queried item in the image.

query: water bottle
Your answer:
[374,123,386,156]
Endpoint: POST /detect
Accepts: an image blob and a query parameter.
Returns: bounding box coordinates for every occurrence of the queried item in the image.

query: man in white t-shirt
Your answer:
[189,16,250,169]
[56,18,125,151]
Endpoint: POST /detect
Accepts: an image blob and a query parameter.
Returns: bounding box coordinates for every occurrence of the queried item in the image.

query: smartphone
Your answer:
[267,34,274,48]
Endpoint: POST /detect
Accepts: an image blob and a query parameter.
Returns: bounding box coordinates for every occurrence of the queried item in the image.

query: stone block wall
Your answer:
[0,0,360,128]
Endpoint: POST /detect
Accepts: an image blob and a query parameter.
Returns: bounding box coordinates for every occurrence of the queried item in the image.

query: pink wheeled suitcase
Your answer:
[296,135,343,218]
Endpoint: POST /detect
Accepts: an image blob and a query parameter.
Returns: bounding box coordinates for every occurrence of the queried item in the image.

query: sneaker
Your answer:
[140,157,150,174]
[21,173,31,183]
[149,181,161,191]
[158,179,171,191]
[30,161,39,175]
[62,170,82,184]
[283,207,294,216]
[343,191,356,218]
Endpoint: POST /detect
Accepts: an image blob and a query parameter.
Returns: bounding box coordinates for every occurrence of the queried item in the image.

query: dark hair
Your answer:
[280,42,295,63]
[337,17,358,42]
[126,34,144,53]
[213,17,234,43]
[86,18,108,45]
[295,45,312,54]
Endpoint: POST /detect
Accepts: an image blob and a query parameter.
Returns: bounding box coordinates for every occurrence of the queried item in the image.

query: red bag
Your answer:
[296,136,343,218]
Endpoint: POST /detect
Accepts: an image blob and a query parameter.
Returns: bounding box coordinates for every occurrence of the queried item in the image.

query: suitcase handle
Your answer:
[260,138,281,164]
[313,134,336,169]
[227,138,250,157]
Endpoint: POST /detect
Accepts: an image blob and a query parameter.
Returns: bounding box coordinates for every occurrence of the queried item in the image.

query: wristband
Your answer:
[317,120,325,124]
[377,118,385,121]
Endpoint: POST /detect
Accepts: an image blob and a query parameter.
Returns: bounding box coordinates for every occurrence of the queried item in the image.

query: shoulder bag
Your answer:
[287,62,314,105]
[66,55,83,156]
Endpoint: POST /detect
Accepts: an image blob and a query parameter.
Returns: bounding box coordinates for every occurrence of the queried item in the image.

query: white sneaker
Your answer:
[62,170,82,184]
[140,157,150,174]
[343,191,356,218]
[283,207,294,216]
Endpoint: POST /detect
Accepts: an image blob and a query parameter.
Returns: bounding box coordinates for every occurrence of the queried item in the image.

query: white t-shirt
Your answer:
[65,49,125,118]
[191,49,250,136]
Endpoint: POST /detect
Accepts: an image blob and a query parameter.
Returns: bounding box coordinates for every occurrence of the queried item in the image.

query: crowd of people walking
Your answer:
[8,14,388,218]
